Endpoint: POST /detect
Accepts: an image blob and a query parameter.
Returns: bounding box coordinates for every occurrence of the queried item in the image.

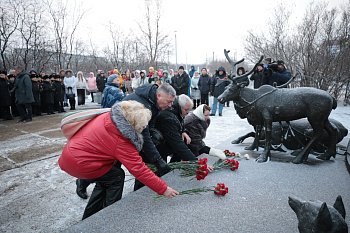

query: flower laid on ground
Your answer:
[213,158,239,171]
[147,158,210,180]
[214,183,229,196]
[154,183,229,199]
[224,150,241,158]
[243,154,250,160]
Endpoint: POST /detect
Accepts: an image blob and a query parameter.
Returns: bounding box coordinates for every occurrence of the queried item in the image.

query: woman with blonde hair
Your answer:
[75,71,86,105]
[58,100,178,219]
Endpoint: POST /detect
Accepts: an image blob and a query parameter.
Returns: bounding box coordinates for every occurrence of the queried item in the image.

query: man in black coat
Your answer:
[41,75,55,115]
[7,74,18,117]
[124,83,176,190]
[198,68,211,106]
[155,94,197,162]
[52,74,65,112]
[250,64,264,89]
[75,83,176,196]
[30,73,42,116]
[14,66,34,122]
[0,70,13,120]
[262,60,291,87]
[96,71,107,93]
[210,66,230,116]
[171,66,190,95]
[123,83,176,165]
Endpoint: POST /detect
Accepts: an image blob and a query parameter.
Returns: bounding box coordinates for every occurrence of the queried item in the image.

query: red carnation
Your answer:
[214,183,229,196]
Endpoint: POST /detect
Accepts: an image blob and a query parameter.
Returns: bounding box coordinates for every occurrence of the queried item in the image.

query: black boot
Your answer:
[196,99,201,107]
[76,179,88,199]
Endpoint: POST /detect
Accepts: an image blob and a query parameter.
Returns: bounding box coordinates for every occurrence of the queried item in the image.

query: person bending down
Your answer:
[58,101,178,220]
[184,104,226,159]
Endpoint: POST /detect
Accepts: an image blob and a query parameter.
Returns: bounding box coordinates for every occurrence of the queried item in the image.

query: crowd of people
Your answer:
[0,58,291,122]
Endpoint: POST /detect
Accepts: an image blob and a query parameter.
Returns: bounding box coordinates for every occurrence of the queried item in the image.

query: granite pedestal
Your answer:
[64,137,350,233]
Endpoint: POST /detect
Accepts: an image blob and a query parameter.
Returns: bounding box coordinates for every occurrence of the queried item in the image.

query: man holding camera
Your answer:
[262,60,291,87]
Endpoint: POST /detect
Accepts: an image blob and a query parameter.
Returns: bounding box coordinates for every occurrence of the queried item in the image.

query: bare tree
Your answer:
[137,0,171,67]
[47,0,67,71]
[65,0,85,69]
[244,1,350,100]
[0,0,20,71]
[47,0,85,71]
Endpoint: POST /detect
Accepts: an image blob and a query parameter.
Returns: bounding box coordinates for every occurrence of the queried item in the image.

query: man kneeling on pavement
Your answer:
[154,94,226,163]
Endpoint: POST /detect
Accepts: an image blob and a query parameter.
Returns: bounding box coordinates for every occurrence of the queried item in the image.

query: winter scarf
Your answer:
[110,104,143,151]
[193,104,205,121]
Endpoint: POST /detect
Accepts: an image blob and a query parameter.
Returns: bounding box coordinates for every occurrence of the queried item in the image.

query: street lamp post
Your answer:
[174,30,178,69]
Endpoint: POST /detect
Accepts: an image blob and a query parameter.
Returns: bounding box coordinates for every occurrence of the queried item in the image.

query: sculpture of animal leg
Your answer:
[231,132,255,144]
[317,119,338,160]
[256,114,272,163]
[292,130,322,164]
[245,125,261,150]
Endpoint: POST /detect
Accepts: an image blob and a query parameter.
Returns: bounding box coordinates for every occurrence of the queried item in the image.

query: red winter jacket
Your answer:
[58,112,167,195]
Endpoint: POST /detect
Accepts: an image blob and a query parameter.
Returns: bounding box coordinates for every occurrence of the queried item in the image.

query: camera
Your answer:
[267,63,279,71]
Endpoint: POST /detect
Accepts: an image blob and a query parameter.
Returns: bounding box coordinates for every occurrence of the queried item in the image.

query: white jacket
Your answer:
[64,76,77,95]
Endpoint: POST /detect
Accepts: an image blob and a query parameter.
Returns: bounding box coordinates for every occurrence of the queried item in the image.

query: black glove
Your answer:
[193,87,198,90]
[155,158,171,176]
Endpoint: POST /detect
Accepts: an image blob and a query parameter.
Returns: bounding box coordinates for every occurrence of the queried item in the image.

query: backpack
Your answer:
[61,108,111,139]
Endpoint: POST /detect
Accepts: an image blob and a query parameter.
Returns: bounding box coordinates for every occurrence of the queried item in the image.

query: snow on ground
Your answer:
[0,95,349,233]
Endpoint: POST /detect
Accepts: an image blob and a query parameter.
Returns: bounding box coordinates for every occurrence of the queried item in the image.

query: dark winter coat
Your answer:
[52,81,62,102]
[0,78,11,106]
[183,112,210,154]
[210,68,230,97]
[198,74,211,94]
[155,100,197,161]
[171,72,190,95]
[250,71,264,89]
[123,84,163,163]
[31,81,42,106]
[58,107,167,195]
[262,68,291,87]
[41,81,55,104]
[14,71,34,104]
[189,66,195,78]
[8,81,16,105]
[96,75,108,92]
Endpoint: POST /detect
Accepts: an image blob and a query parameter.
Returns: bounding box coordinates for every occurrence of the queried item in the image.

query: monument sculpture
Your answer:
[288,195,348,233]
[218,50,338,163]
[231,118,348,156]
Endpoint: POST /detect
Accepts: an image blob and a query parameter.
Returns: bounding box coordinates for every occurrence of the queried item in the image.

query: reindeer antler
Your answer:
[224,49,244,69]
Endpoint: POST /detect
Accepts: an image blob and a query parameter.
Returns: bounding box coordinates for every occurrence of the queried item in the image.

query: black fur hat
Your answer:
[42,75,50,80]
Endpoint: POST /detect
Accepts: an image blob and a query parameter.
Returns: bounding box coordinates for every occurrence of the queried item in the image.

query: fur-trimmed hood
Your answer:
[110,104,143,151]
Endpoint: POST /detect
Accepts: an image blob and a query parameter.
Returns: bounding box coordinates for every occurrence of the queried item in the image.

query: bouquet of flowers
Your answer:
[147,158,210,180]
[154,183,229,199]
[213,158,239,171]
[224,149,241,158]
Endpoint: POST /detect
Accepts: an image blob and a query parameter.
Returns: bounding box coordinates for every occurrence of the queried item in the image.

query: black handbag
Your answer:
[66,87,75,99]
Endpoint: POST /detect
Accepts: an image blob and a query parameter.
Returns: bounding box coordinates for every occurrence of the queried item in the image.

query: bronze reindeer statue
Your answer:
[218,51,338,163]
[231,118,348,155]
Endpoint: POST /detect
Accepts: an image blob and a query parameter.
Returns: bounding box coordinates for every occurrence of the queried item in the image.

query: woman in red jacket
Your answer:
[58,100,178,220]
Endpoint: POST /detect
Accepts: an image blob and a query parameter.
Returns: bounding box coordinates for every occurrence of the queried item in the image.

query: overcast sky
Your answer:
[77,0,347,65]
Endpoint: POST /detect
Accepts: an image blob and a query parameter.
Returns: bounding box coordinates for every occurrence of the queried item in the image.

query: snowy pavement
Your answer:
[0,96,349,233]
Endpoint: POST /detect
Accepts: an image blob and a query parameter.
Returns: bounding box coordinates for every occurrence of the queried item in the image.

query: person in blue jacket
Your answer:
[101,74,125,108]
